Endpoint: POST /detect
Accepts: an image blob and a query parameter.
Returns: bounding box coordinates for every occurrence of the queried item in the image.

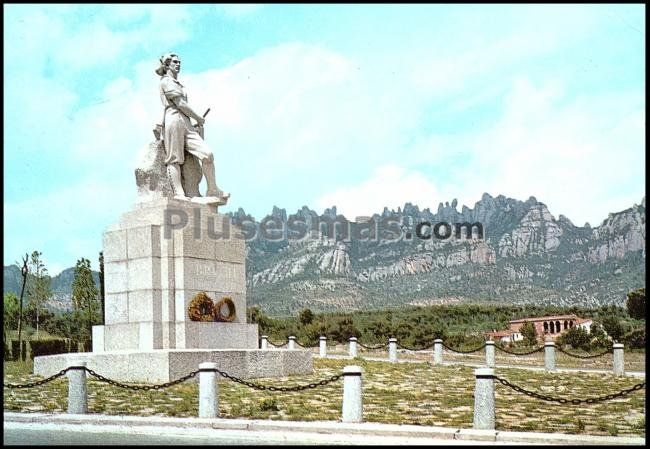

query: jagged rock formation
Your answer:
[237,194,645,315]
[4,195,645,316]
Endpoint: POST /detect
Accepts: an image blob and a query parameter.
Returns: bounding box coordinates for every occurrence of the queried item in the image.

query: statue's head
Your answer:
[155,52,180,76]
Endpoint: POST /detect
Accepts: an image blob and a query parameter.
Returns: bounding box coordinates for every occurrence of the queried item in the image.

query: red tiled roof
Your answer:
[509,314,581,324]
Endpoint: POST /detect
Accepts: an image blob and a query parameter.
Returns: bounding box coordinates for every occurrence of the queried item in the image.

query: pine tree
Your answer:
[520,321,538,345]
[71,258,99,347]
[26,251,52,339]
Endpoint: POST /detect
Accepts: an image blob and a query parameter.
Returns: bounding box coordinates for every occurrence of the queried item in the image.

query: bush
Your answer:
[29,338,68,357]
[11,340,27,361]
[557,326,591,351]
[622,328,645,349]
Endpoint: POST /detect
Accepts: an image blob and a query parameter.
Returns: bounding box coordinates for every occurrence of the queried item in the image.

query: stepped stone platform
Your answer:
[33,349,313,382]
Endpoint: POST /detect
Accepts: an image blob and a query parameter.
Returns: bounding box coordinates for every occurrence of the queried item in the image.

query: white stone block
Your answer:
[128,289,162,323]
[175,226,215,259]
[104,293,128,324]
[103,230,127,262]
[92,326,105,352]
[128,257,161,291]
[127,225,161,259]
[105,261,129,294]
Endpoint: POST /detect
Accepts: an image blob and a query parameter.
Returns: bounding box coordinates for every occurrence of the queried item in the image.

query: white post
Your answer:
[199,362,219,418]
[613,343,625,376]
[485,340,495,368]
[261,335,268,350]
[388,338,397,363]
[433,339,443,365]
[319,336,327,358]
[473,368,495,430]
[288,336,296,350]
[342,365,363,423]
[544,341,556,372]
[349,337,358,358]
[67,360,88,414]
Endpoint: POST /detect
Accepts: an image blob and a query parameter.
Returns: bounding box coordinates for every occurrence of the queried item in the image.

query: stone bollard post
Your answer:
[199,362,219,418]
[613,343,625,376]
[544,341,556,372]
[485,340,495,368]
[261,335,268,350]
[67,360,88,414]
[342,365,363,423]
[288,336,296,350]
[473,368,495,430]
[349,337,358,358]
[388,338,397,363]
[433,339,443,365]
[319,336,327,358]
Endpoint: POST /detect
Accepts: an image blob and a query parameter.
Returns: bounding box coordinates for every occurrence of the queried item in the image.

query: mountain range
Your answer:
[3,194,645,316]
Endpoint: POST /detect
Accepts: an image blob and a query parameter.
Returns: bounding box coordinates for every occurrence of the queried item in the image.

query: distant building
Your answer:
[486,314,593,343]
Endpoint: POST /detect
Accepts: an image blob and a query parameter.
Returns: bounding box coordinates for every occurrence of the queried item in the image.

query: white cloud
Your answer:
[432,78,645,226]
[315,165,441,218]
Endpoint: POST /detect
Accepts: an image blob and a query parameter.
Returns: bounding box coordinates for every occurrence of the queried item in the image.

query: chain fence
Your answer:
[556,346,613,359]
[494,345,544,356]
[4,365,342,394]
[267,339,288,348]
[397,342,433,351]
[357,342,386,350]
[85,368,198,391]
[3,367,72,389]
[442,342,487,354]
[495,375,645,405]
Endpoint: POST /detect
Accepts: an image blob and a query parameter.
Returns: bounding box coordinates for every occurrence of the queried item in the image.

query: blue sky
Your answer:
[4,4,646,275]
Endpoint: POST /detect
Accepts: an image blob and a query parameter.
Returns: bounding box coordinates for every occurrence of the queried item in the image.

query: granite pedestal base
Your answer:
[34,349,313,383]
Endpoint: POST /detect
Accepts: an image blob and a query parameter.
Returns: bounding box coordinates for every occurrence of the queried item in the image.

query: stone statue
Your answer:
[137,52,229,205]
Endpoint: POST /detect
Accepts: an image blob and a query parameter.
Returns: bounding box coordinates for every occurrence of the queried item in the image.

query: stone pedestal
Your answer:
[35,198,313,381]
[93,198,254,351]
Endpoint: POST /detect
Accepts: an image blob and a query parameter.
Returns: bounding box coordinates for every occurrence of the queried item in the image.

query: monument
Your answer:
[34,53,313,381]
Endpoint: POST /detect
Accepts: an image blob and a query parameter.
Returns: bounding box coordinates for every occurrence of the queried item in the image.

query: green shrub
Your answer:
[622,328,645,349]
[29,338,68,357]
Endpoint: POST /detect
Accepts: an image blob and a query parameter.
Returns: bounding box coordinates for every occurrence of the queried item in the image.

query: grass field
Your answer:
[3,356,645,437]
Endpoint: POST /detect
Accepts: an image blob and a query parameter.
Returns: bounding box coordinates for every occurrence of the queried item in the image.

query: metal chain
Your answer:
[442,342,487,354]
[293,341,318,349]
[85,368,198,391]
[494,345,545,356]
[267,340,288,348]
[397,342,433,351]
[214,368,342,392]
[556,346,613,359]
[3,368,71,389]
[357,342,386,350]
[495,376,645,404]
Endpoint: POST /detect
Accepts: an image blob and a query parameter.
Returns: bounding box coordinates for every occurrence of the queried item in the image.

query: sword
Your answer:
[195,108,210,138]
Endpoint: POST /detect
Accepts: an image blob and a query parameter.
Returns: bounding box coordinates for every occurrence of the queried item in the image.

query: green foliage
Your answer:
[588,322,610,348]
[600,316,624,341]
[557,326,591,351]
[71,258,100,343]
[25,251,53,338]
[4,292,20,333]
[626,288,645,320]
[622,328,645,349]
[520,321,538,345]
[29,338,68,357]
[298,308,314,325]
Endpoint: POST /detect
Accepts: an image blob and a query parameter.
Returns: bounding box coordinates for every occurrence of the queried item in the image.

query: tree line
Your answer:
[248,288,646,350]
[4,251,100,358]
